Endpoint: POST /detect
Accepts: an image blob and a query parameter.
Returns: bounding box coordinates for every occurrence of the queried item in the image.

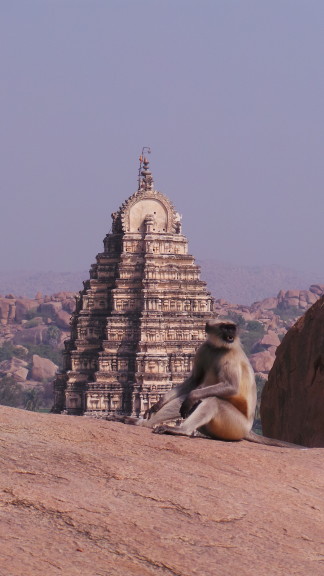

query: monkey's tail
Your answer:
[244,430,306,449]
[106,415,142,425]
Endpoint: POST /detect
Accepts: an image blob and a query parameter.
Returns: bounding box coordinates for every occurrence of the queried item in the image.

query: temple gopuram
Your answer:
[53,154,215,417]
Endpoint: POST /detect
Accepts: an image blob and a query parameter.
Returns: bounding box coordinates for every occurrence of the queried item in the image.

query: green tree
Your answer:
[24,317,44,328]
[224,311,246,328]
[25,344,63,368]
[274,306,301,323]
[45,325,61,347]
[40,380,55,410]
[24,388,41,411]
[0,376,23,407]
[25,308,39,320]
[241,321,265,355]
[0,342,27,361]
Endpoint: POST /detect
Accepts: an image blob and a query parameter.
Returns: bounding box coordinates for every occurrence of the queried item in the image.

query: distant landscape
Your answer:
[0,260,322,305]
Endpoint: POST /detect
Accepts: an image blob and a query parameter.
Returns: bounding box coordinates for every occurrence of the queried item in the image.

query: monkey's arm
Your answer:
[180,381,238,418]
[145,344,210,419]
[145,344,210,418]
[145,377,196,419]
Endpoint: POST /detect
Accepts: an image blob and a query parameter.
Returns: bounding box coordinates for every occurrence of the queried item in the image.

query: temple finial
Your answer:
[138,147,154,191]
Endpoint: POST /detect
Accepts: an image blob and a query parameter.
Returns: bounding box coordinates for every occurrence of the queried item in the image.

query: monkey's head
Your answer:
[205,320,238,349]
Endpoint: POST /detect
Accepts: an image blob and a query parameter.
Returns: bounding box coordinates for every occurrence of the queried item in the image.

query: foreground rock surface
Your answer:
[261,295,324,447]
[0,407,323,576]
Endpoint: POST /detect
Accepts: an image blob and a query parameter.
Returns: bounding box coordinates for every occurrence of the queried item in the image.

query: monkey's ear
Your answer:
[205,321,211,333]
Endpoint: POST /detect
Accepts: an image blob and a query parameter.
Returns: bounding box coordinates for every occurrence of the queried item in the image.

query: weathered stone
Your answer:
[13,325,48,346]
[309,284,324,296]
[0,406,323,576]
[216,298,228,306]
[61,296,76,313]
[0,357,29,382]
[39,301,62,318]
[305,291,318,305]
[31,355,58,381]
[276,288,321,311]
[249,350,275,373]
[256,297,277,310]
[15,298,38,322]
[0,298,14,325]
[268,317,281,330]
[251,331,281,353]
[261,295,324,447]
[55,309,71,329]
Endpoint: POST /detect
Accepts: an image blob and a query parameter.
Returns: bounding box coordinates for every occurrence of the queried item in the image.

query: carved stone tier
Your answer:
[53,157,215,417]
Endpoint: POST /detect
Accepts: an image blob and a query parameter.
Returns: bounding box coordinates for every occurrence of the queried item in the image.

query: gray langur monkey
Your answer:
[135,320,303,448]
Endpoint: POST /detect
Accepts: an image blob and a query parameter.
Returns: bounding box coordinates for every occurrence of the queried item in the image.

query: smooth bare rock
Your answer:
[249,350,275,373]
[261,296,324,447]
[304,291,319,306]
[61,296,76,313]
[55,309,71,329]
[13,324,48,346]
[39,301,62,317]
[309,284,324,296]
[52,291,76,300]
[15,299,37,322]
[268,317,281,330]
[0,299,10,325]
[0,358,29,382]
[0,297,15,325]
[255,296,277,310]
[251,331,281,353]
[0,407,323,576]
[31,355,58,381]
[276,288,321,311]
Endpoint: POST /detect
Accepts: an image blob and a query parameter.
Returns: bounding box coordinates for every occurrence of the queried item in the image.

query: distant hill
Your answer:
[197,259,323,304]
[0,270,87,299]
[0,262,322,304]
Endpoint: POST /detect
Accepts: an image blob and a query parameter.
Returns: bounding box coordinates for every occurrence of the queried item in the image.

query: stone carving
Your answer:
[53,157,215,417]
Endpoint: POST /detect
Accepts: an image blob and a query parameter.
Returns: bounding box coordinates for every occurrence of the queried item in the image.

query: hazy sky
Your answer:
[1,0,323,275]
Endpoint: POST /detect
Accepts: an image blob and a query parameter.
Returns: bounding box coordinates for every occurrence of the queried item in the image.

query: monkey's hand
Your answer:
[144,398,165,420]
[180,393,201,419]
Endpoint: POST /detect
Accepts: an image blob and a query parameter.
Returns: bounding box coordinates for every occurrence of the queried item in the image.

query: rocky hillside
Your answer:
[0,292,76,410]
[216,284,324,380]
[0,285,323,413]
[198,259,323,305]
[0,406,323,576]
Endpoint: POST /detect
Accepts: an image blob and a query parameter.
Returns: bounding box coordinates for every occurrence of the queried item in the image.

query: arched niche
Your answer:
[128,198,168,234]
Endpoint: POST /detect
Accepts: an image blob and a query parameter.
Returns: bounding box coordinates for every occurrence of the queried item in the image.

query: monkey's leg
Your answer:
[153,397,220,436]
[139,395,184,429]
[154,398,251,440]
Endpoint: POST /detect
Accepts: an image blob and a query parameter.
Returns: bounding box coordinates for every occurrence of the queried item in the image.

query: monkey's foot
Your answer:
[153,425,194,437]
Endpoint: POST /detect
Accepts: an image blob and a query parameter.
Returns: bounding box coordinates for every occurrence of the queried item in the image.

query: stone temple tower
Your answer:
[53,155,215,417]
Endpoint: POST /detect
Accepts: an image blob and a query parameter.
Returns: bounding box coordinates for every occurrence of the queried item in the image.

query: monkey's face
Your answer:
[219,323,237,344]
[205,320,237,348]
